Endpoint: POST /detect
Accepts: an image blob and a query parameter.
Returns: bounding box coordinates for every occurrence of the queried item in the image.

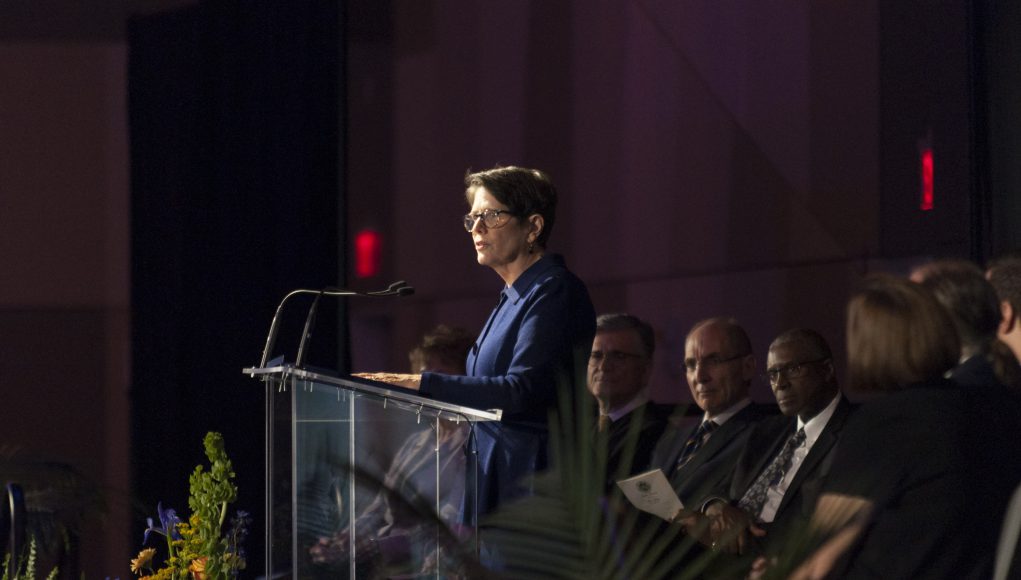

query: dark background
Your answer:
[1,0,1019,575]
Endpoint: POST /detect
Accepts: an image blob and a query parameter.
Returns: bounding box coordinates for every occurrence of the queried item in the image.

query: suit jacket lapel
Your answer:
[607,407,637,455]
[738,418,795,497]
[777,397,852,515]
[675,406,754,481]
[656,416,700,477]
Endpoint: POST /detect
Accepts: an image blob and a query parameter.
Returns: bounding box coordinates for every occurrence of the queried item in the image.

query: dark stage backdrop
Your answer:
[128,1,346,572]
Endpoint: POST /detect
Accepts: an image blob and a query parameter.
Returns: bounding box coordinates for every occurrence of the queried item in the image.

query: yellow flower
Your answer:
[131,548,157,574]
[150,568,176,580]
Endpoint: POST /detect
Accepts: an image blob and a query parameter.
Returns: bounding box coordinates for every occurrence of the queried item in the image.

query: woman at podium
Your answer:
[362,165,596,521]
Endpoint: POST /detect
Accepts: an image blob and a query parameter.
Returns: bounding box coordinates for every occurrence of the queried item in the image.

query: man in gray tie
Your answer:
[650,317,772,507]
[697,328,854,562]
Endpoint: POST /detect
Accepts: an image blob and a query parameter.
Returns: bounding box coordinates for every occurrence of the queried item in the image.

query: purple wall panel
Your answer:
[347,0,884,405]
[345,2,886,406]
[0,43,130,575]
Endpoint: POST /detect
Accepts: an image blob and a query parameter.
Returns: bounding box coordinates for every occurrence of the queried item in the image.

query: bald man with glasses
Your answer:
[650,317,774,508]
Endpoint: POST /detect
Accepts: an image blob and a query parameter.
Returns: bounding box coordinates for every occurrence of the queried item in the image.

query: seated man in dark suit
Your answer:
[695,328,853,565]
[651,317,772,508]
[587,313,672,489]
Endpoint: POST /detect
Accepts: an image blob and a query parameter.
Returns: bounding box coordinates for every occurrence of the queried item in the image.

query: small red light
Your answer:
[354,229,381,278]
[920,148,934,211]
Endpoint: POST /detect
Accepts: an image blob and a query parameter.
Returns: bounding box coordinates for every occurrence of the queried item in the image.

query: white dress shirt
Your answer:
[758,394,841,523]
[703,397,752,427]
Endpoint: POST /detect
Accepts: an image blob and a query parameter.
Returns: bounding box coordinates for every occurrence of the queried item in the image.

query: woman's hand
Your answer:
[352,372,421,390]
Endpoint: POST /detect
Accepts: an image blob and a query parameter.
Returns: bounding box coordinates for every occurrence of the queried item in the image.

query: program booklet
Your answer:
[615,468,684,521]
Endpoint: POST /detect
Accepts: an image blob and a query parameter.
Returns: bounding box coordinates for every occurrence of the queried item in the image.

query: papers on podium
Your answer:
[616,468,683,521]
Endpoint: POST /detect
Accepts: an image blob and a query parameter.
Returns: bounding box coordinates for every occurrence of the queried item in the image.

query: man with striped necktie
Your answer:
[697,329,854,572]
[651,317,773,508]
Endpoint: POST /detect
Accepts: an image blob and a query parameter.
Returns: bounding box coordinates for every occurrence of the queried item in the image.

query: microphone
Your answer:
[381,280,408,293]
[331,280,415,297]
[259,281,414,369]
[294,281,414,368]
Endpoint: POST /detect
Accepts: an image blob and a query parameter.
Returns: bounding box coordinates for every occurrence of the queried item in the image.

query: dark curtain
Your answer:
[128,0,346,573]
[977,0,1021,256]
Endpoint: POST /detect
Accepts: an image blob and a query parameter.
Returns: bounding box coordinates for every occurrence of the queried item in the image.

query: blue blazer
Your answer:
[420,254,595,520]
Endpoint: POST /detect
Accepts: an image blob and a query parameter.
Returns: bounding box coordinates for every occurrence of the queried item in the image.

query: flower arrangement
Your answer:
[131,432,250,579]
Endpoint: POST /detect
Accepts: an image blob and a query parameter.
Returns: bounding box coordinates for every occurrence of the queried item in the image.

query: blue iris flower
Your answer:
[143,502,183,545]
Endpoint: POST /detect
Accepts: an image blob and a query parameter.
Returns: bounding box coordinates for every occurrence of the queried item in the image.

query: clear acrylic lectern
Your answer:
[245,365,502,579]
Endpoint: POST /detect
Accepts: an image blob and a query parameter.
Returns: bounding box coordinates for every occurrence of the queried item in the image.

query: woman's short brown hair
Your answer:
[846,274,960,392]
[464,165,557,249]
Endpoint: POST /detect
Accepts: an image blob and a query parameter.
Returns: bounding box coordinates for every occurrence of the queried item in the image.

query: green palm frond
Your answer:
[308,369,782,579]
[478,377,709,580]
[2,538,58,580]
[0,459,102,572]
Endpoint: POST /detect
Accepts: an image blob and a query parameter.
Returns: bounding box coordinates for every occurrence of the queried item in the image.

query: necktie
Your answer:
[675,420,718,469]
[737,428,807,519]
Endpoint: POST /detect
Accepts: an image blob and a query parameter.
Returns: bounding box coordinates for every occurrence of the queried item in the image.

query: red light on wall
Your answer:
[920,147,934,211]
[354,229,382,278]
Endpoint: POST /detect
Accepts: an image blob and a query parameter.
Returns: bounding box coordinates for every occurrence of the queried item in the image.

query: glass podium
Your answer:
[245,365,502,579]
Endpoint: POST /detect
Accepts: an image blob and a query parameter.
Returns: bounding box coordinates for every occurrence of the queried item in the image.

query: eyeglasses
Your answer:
[463,209,516,232]
[765,358,829,384]
[683,353,748,372]
[589,350,646,365]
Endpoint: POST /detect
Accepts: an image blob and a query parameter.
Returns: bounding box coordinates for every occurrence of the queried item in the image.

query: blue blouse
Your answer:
[419,253,596,518]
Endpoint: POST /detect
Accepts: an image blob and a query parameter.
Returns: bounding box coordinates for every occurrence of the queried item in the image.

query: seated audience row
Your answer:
[322,255,1021,579]
[595,258,1021,579]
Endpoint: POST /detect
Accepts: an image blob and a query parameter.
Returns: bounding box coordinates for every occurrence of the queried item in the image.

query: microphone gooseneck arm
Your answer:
[259,288,317,368]
[257,281,416,369]
[294,291,323,369]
